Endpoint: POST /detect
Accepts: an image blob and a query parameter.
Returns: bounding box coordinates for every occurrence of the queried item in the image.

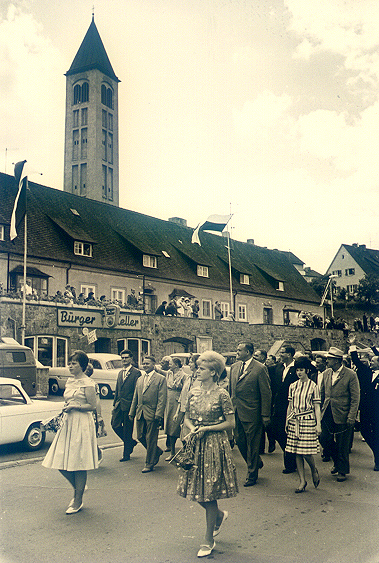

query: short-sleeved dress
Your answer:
[42,376,98,471]
[177,386,238,502]
[285,379,320,455]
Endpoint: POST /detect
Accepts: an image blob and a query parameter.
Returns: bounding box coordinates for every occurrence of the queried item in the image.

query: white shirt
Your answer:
[122,365,132,381]
[143,370,154,392]
[331,365,343,385]
[239,356,254,380]
[282,360,294,382]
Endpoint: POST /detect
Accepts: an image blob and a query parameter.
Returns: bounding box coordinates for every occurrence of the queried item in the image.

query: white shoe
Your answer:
[197,542,215,557]
[213,510,228,537]
[66,503,83,514]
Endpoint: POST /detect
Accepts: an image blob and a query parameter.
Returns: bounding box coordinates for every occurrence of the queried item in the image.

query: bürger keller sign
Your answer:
[57,306,141,330]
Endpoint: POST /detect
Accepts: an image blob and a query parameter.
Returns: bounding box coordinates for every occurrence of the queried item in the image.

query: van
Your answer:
[0,338,37,396]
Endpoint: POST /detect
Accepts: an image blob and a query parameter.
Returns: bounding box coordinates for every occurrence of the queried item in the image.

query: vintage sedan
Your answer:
[48,353,122,398]
[0,378,64,451]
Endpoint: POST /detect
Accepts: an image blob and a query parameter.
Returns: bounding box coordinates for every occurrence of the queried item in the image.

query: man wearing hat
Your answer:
[319,347,360,481]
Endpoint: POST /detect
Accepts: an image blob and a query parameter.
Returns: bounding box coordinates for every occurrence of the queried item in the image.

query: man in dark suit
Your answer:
[129,356,167,473]
[320,347,360,482]
[229,342,272,486]
[271,345,298,473]
[349,340,379,470]
[111,349,141,462]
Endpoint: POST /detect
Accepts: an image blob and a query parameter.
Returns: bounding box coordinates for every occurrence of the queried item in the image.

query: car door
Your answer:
[0,382,31,445]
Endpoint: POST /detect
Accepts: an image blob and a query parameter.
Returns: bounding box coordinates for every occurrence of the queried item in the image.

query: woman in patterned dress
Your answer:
[42,350,98,513]
[285,356,321,493]
[177,351,238,558]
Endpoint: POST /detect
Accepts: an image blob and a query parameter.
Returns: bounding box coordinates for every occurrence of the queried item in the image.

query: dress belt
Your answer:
[286,409,313,438]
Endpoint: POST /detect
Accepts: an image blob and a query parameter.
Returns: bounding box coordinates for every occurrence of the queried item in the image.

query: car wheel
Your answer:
[23,423,46,451]
[49,379,60,395]
[99,384,112,399]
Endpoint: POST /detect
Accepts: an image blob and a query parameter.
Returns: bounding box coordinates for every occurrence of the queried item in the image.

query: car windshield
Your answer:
[106,359,123,369]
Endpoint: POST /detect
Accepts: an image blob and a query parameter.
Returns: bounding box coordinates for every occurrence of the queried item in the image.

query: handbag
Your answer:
[169,432,197,471]
[41,411,65,433]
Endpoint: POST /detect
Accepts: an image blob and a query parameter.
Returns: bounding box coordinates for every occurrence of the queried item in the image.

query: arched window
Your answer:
[81,82,89,103]
[73,84,81,105]
[101,83,114,109]
[106,88,113,109]
[101,85,107,105]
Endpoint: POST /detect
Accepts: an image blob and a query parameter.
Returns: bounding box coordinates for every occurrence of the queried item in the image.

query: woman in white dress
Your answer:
[42,350,98,514]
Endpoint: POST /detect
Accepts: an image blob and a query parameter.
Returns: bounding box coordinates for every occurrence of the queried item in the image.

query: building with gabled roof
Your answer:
[326,243,379,294]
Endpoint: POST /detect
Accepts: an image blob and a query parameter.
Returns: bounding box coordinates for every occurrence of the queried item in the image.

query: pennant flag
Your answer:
[191,214,232,245]
[10,160,27,241]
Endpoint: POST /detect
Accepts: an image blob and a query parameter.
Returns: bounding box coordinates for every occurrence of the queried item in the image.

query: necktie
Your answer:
[238,362,245,379]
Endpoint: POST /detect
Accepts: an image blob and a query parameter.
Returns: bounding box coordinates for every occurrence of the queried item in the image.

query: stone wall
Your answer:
[0,298,360,359]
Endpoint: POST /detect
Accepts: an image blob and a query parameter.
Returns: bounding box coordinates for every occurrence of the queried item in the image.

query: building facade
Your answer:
[326,243,379,294]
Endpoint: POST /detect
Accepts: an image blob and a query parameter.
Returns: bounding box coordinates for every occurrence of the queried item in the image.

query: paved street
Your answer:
[1,417,379,563]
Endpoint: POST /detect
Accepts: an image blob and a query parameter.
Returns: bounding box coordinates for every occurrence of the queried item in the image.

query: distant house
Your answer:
[278,251,322,283]
[326,243,379,294]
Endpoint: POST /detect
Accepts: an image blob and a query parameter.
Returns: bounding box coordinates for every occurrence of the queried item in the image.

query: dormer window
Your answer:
[197,265,209,278]
[277,281,284,291]
[240,274,249,285]
[143,255,157,268]
[74,241,92,257]
[0,225,4,241]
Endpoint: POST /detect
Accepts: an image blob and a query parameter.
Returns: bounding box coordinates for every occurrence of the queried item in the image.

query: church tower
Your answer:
[63,17,120,206]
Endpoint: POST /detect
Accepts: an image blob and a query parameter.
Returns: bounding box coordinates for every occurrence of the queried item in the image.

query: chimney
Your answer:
[352,243,358,247]
[247,239,255,245]
[359,244,366,249]
[168,217,187,227]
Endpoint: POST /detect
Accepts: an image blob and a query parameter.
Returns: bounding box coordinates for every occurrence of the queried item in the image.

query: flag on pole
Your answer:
[10,160,27,241]
[191,214,232,245]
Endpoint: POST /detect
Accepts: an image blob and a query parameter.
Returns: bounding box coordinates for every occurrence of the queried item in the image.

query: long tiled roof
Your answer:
[66,18,119,82]
[0,173,320,304]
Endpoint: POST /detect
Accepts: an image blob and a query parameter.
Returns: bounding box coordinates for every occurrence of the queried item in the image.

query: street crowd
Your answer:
[41,339,379,558]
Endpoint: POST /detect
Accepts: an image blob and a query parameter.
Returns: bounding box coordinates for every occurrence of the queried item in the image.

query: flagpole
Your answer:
[21,209,27,345]
[227,229,233,317]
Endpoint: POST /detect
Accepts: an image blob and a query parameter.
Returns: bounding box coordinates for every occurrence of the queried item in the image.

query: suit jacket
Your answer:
[113,366,141,411]
[111,366,141,427]
[271,363,298,424]
[229,358,271,423]
[320,366,360,425]
[129,370,167,422]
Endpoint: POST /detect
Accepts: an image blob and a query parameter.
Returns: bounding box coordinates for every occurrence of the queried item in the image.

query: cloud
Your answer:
[0,4,65,182]
[285,0,379,85]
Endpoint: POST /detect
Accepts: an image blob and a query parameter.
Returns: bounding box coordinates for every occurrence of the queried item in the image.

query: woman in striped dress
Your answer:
[285,356,321,493]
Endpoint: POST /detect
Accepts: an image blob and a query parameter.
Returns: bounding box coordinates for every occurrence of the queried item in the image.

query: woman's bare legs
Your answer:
[72,470,87,509]
[296,454,306,487]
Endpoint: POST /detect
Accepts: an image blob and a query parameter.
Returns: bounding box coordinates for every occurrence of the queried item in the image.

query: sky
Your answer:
[2,0,379,274]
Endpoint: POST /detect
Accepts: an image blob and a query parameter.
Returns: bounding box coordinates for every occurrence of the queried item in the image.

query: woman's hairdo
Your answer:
[198,351,226,380]
[294,356,313,372]
[68,350,89,372]
[172,357,182,368]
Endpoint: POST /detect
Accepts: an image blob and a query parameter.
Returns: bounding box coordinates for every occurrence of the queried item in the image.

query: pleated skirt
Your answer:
[177,430,238,502]
[42,411,98,471]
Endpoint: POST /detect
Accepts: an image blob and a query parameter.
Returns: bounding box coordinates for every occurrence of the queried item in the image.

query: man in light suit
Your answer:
[229,342,272,486]
[320,347,360,482]
[129,356,167,473]
[111,349,141,462]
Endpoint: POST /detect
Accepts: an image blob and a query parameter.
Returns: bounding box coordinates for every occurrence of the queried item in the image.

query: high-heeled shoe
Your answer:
[312,469,320,489]
[295,482,307,493]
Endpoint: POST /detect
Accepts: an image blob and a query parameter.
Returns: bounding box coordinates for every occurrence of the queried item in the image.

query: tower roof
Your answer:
[66,17,120,82]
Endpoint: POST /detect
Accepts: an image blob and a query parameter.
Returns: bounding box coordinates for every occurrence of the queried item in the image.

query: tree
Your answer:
[310,275,330,299]
[356,274,379,304]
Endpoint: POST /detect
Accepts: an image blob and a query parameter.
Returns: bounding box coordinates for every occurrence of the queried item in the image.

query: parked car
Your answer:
[0,377,64,451]
[48,353,122,398]
[0,337,37,396]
